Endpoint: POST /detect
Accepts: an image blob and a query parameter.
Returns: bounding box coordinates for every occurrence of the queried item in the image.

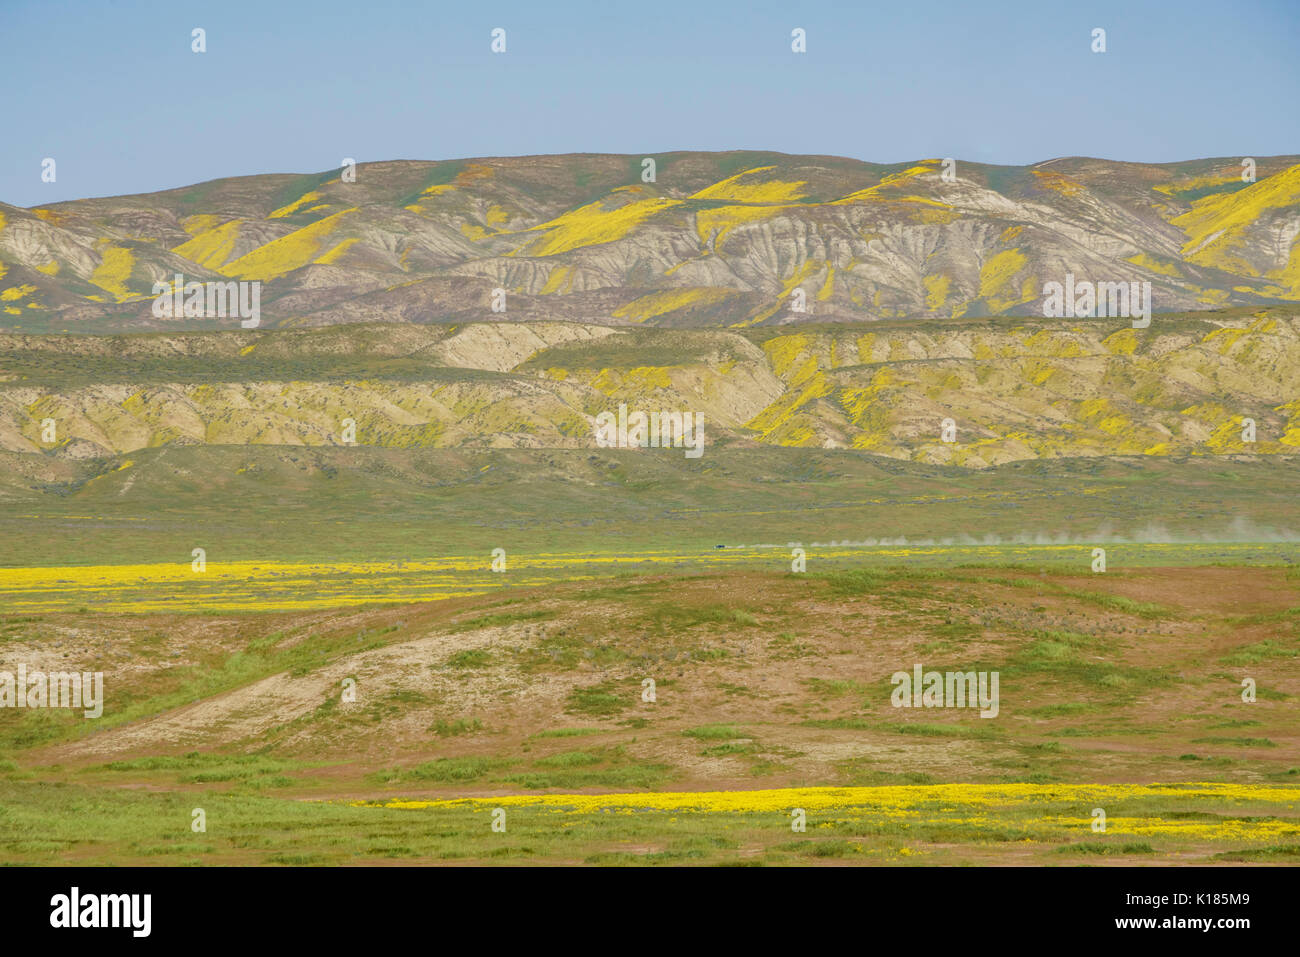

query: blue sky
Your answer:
[3,0,1297,205]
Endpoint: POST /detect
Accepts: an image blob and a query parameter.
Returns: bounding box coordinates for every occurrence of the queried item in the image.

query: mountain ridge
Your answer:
[2,152,1298,333]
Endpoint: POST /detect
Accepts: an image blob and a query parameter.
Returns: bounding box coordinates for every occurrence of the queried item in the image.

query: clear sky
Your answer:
[3,0,1297,206]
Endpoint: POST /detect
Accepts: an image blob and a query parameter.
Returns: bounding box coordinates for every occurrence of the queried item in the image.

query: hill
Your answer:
[1,310,1297,466]
[3,152,1299,332]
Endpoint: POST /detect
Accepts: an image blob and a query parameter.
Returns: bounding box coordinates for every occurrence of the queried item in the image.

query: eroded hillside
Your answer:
[1,310,1297,466]
[2,152,1298,332]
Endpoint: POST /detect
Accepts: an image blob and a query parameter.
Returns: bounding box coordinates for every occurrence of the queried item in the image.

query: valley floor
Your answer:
[2,560,1297,865]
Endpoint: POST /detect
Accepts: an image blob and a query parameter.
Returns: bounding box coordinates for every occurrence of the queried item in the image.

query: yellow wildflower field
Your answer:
[0,542,1286,613]
[353,783,1300,862]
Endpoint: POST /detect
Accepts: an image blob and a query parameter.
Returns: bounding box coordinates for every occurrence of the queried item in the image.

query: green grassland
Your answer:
[1,561,1297,865]
[2,446,1297,570]
[3,777,1298,866]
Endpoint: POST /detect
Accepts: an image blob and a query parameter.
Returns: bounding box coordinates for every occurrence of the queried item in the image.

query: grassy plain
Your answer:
[1,554,1297,865]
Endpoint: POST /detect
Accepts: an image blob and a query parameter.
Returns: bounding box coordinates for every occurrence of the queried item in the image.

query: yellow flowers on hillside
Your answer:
[978,248,1030,310]
[696,202,796,247]
[175,220,242,271]
[923,274,951,312]
[612,287,733,322]
[88,245,136,301]
[1174,165,1300,269]
[269,190,325,219]
[691,167,809,204]
[523,196,681,257]
[0,283,36,302]
[220,210,358,280]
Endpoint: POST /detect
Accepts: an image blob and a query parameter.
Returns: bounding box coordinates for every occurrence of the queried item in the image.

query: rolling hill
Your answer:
[2,152,1299,333]
[1,310,1297,465]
